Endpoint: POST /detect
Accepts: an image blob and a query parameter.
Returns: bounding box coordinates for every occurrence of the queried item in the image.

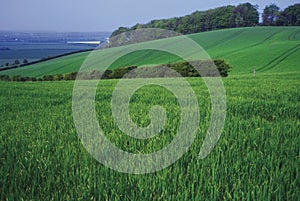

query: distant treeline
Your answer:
[0,59,231,82]
[111,3,300,36]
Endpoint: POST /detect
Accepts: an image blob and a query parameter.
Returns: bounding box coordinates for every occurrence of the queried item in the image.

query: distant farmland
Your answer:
[0,26,299,77]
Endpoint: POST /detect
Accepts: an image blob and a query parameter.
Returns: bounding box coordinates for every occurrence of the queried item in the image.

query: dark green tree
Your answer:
[111,66,137,79]
[0,75,10,81]
[111,27,130,37]
[277,4,300,26]
[110,3,262,37]
[12,75,21,81]
[14,60,20,65]
[102,70,112,79]
[263,4,280,25]
[23,59,29,64]
[233,3,259,27]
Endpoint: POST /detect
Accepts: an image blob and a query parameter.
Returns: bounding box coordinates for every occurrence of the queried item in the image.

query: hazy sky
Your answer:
[1,0,299,32]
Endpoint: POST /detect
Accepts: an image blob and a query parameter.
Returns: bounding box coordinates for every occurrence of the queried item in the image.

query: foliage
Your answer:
[263,4,280,26]
[233,3,259,27]
[111,27,131,39]
[277,3,300,26]
[111,66,138,79]
[213,59,232,77]
[111,3,300,37]
[111,3,260,36]
[167,59,231,77]
[14,59,20,65]
[0,75,10,81]
[23,59,29,64]
[0,59,232,82]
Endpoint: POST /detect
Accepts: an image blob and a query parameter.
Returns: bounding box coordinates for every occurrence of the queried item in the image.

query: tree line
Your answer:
[0,59,231,82]
[263,3,300,26]
[111,3,300,37]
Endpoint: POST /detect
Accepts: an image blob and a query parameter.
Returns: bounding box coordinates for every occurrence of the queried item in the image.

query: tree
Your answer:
[277,4,300,26]
[23,59,29,64]
[102,70,112,79]
[63,72,78,80]
[110,3,262,36]
[0,75,10,81]
[53,74,63,81]
[14,60,20,65]
[263,4,280,25]
[208,6,236,30]
[12,75,21,81]
[43,75,54,81]
[111,66,137,79]
[233,3,259,27]
[214,59,232,77]
[111,27,130,37]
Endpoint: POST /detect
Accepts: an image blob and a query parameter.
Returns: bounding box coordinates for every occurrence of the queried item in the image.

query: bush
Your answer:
[102,70,113,79]
[14,60,20,65]
[43,75,54,81]
[0,59,231,83]
[164,59,231,77]
[0,75,10,81]
[111,66,138,79]
[214,59,232,77]
[53,74,63,81]
[12,75,21,81]
[63,72,78,80]
[23,59,29,64]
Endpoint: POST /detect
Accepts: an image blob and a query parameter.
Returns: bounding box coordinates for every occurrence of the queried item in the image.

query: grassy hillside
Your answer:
[0,26,299,77]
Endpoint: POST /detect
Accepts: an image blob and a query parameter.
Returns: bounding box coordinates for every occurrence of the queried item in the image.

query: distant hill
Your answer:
[0,27,299,77]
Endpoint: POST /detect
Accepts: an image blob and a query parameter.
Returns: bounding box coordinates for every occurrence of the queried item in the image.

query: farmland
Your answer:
[0,26,299,200]
[0,72,299,200]
[0,27,300,77]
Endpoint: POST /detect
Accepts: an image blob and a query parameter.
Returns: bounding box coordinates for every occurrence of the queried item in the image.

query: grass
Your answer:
[0,26,299,200]
[0,71,299,200]
[0,27,299,77]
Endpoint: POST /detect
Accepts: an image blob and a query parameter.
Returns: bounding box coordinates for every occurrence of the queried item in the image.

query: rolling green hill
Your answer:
[0,26,299,77]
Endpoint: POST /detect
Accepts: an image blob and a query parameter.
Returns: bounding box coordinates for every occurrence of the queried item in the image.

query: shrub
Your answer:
[111,66,138,79]
[0,75,10,81]
[2,59,231,83]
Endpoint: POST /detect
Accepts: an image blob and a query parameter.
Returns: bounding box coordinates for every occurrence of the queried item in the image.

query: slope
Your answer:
[0,26,299,77]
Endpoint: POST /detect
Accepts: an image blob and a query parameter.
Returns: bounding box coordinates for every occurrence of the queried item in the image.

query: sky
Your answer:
[0,0,299,32]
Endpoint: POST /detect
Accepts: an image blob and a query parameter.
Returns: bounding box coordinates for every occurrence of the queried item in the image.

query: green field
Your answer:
[1,73,299,200]
[0,26,300,200]
[0,27,299,77]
